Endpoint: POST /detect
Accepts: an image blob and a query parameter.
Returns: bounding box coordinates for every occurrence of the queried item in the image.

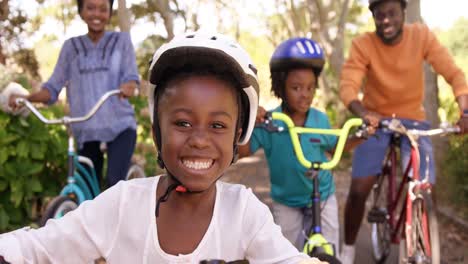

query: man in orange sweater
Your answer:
[339,0,468,263]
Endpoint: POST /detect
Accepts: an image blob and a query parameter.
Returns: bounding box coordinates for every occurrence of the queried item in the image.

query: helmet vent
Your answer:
[186,35,195,38]
[210,36,217,40]
[295,41,306,54]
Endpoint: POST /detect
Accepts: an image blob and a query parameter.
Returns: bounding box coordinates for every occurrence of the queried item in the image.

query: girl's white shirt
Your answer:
[0,176,309,263]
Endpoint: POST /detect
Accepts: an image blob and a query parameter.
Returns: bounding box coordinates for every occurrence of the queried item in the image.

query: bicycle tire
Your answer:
[125,163,146,180]
[40,196,78,226]
[369,173,391,264]
[399,190,440,264]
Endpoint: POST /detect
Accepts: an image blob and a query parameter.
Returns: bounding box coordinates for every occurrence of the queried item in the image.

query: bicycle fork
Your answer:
[302,167,335,257]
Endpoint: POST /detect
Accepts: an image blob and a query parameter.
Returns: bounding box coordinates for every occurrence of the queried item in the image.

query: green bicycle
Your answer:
[16,90,146,225]
[262,111,365,263]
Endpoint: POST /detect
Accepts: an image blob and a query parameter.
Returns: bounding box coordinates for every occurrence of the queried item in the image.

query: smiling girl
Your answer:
[0,32,325,264]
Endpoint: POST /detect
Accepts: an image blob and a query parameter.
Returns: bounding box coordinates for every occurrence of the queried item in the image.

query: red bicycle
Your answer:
[367,119,459,264]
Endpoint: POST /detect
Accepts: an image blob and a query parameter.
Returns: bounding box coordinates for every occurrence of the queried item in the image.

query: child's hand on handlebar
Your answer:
[255,106,267,124]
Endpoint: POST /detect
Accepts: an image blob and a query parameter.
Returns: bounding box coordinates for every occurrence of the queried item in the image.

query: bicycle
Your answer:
[367,119,460,264]
[261,111,366,263]
[15,90,146,226]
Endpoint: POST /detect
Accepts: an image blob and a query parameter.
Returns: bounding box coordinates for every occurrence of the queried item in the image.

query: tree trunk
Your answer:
[406,0,447,177]
[118,0,131,32]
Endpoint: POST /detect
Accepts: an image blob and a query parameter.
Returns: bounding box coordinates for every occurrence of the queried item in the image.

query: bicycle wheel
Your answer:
[399,190,440,264]
[40,196,78,226]
[369,173,391,264]
[125,163,146,180]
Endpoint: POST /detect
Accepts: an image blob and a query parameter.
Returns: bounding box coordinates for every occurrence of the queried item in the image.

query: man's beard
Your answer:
[377,26,403,45]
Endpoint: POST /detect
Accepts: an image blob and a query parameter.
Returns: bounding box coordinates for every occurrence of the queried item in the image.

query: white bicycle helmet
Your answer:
[147,31,259,145]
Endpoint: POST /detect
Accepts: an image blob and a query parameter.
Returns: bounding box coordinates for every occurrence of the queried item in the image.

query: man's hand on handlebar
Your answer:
[361,111,382,129]
[348,100,382,128]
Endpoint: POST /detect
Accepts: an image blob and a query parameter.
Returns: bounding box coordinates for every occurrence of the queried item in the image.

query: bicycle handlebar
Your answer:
[381,119,460,137]
[15,90,120,125]
[268,112,364,170]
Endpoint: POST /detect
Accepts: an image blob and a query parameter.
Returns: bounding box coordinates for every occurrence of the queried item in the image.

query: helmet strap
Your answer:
[231,144,239,164]
[155,181,179,218]
[157,151,165,169]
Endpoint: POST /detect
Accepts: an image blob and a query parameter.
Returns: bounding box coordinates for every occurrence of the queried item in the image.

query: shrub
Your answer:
[0,106,67,231]
[443,135,468,210]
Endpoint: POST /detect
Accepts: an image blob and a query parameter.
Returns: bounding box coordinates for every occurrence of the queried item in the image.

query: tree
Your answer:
[0,0,40,79]
[406,0,447,179]
[117,0,131,32]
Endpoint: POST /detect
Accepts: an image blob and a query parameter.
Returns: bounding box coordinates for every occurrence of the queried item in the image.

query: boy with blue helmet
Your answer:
[239,37,341,258]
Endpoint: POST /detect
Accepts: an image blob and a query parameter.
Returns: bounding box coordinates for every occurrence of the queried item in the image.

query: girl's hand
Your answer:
[119,81,137,99]
[255,106,267,124]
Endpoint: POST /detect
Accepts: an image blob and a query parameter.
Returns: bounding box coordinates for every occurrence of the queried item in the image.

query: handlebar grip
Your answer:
[15,97,26,105]
[353,123,369,139]
[257,112,284,133]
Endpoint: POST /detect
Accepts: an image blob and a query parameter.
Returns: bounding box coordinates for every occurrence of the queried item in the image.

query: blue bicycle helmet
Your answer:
[270,37,325,76]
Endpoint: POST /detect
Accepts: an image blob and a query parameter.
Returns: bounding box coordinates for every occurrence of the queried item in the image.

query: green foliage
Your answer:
[129,94,162,177]
[443,135,468,213]
[0,107,68,231]
[237,31,276,107]
[0,4,41,78]
[136,35,166,81]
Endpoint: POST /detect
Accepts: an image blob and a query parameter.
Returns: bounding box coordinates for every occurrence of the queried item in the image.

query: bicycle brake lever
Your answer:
[258,112,284,132]
[353,124,369,139]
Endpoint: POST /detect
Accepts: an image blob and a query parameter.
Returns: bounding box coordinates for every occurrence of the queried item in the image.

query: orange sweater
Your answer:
[339,23,468,121]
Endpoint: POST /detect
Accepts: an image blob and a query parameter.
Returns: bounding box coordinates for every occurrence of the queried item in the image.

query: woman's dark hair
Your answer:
[77,0,114,14]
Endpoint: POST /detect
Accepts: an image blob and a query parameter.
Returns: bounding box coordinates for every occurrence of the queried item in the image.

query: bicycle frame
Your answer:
[381,135,425,248]
[376,119,458,261]
[17,90,120,205]
[59,132,100,204]
[269,112,363,256]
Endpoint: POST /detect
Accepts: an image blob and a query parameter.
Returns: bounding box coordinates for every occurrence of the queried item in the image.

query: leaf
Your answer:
[0,207,10,231]
[10,189,24,208]
[30,142,45,160]
[16,141,29,158]
[0,150,7,165]
[29,177,42,192]
[19,117,29,127]
[0,179,7,191]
